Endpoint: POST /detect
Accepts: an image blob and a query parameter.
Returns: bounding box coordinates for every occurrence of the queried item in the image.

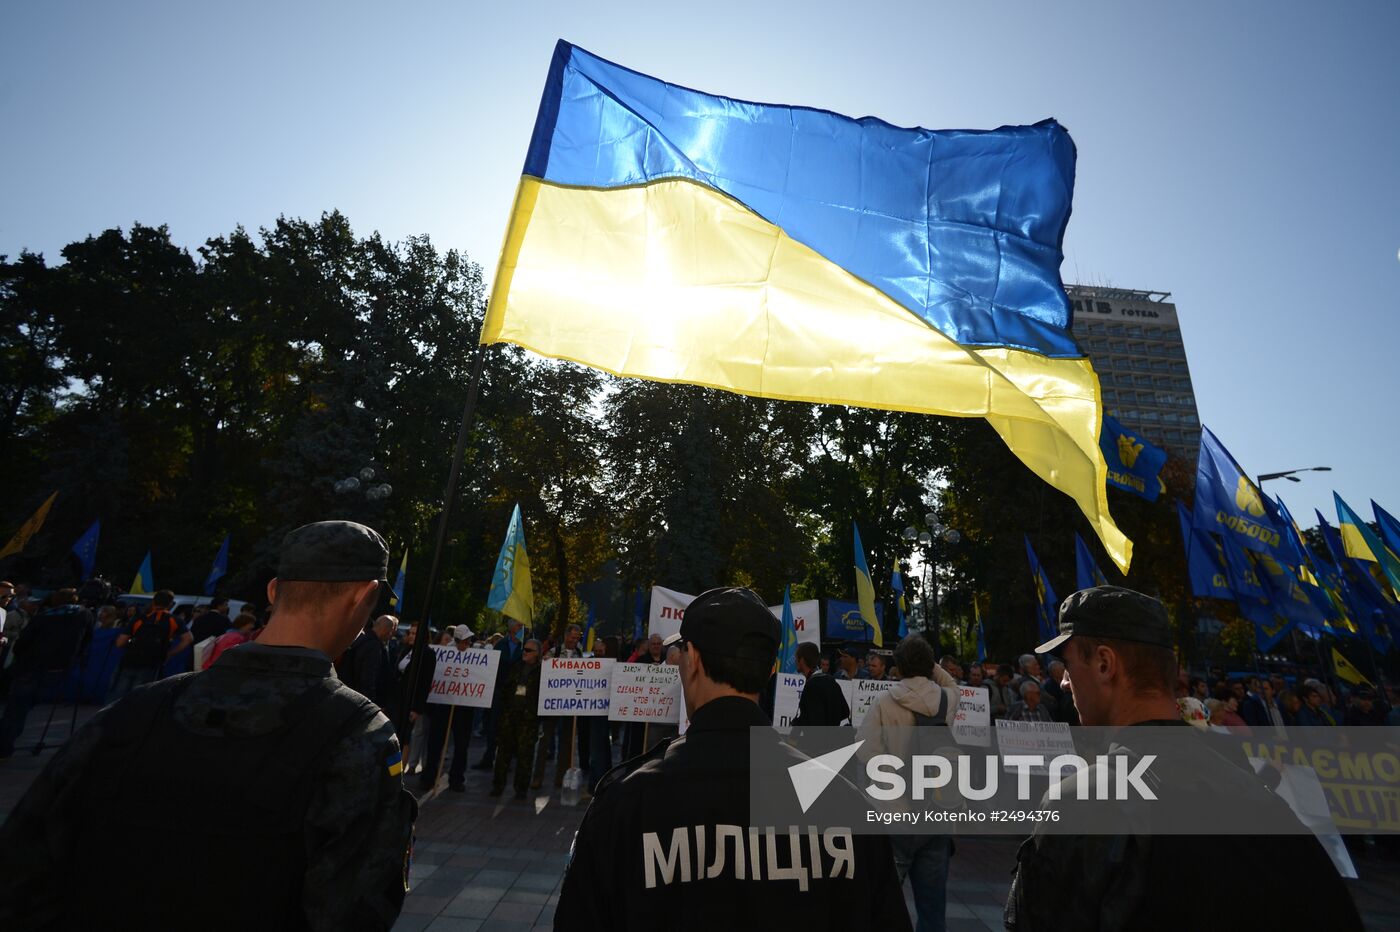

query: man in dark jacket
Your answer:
[341,614,395,709]
[791,641,850,728]
[0,589,92,758]
[557,587,910,932]
[1006,586,1362,931]
[0,520,416,931]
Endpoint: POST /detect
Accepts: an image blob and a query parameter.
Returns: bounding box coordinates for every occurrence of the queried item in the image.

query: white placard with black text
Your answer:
[608,662,681,723]
[538,657,615,716]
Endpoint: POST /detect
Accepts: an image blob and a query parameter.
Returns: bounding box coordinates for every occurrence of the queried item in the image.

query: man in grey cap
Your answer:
[0,520,418,931]
[1005,586,1360,931]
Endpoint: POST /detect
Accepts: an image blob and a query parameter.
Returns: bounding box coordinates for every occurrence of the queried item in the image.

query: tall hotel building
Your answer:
[1066,285,1201,462]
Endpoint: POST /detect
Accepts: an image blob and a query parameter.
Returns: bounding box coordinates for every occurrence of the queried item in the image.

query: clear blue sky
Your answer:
[3,0,1397,532]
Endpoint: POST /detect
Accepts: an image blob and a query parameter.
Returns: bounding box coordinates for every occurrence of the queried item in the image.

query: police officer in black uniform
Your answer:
[557,586,910,931]
[0,520,417,931]
[1004,586,1362,931]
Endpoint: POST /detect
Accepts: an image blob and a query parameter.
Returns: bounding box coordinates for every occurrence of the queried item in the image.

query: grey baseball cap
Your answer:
[276,521,389,583]
[1036,585,1173,654]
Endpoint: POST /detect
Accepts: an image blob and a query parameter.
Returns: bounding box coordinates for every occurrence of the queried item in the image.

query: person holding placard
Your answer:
[791,641,850,729]
[492,638,542,799]
[532,623,584,790]
[422,625,478,793]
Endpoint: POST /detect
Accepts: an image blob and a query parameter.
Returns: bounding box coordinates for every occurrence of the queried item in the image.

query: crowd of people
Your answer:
[2,575,1395,766]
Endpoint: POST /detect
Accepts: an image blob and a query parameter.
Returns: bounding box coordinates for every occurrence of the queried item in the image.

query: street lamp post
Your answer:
[903,512,961,652]
[1256,466,1330,486]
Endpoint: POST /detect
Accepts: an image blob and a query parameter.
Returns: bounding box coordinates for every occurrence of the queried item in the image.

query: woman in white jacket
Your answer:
[856,635,958,932]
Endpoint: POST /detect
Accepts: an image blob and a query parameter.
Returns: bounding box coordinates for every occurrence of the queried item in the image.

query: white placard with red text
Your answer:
[952,685,991,747]
[648,586,693,642]
[768,599,821,648]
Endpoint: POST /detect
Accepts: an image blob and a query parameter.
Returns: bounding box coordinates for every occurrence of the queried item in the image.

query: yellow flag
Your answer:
[1331,647,1372,687]
[0,492,58,559]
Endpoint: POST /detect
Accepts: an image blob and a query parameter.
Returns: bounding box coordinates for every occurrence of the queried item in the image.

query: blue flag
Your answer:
[72,519,101,580]
[1318,510,1398,653]
[1100,414,1167,502]
[390,551,408,615]
[203,534,230,597]
[777,587,798,675]
[890,559,908,639]
[825,598,884,640]
[1273,497,1349,635]
[1192,426,1284,556]
[1374,500,1400,560]
[1176,502,1233,600]
[1073,532,1110,591]
[1024,536,1059,646]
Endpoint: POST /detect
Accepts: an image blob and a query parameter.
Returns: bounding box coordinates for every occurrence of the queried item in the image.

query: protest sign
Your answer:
[837,680,855,723]
[952,685,991,747]
[608,662,681,723]
[538,657,615,716]
[849,679,897,727]
[772,672,807,734]
[427,646,500,708]
[993,720,1076,774]
[767,598,821,647]
[648,586,692,641]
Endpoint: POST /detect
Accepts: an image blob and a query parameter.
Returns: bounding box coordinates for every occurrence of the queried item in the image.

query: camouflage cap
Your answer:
[277,521,389,583]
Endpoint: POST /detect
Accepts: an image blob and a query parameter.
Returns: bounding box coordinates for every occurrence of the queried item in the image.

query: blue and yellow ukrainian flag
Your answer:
[853,523,882,647]
[390,551,408,614]
[890,559,908,639]
[487,504,534,624]
[485,41,1130,572]
[1336,493,1400,598]
[777,586,799,674]
[130,550,154,596]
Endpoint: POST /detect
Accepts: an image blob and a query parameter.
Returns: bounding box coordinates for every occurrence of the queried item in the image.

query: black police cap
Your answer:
[664,586,780,664]
[276,521,389,584]
[1036,585,1173,655]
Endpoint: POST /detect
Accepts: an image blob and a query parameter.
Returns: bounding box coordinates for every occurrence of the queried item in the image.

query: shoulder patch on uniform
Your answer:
[386,750,403,777]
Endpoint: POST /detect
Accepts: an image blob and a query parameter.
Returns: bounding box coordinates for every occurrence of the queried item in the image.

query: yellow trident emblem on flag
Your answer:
[1117,434,1143,469]
[1235,476,1265,517]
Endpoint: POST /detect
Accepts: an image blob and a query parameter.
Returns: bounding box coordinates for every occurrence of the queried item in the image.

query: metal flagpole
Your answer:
[401,344,490,765]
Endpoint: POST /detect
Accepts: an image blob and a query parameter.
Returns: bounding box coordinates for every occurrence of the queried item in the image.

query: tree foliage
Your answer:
[1,213,1204,656]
